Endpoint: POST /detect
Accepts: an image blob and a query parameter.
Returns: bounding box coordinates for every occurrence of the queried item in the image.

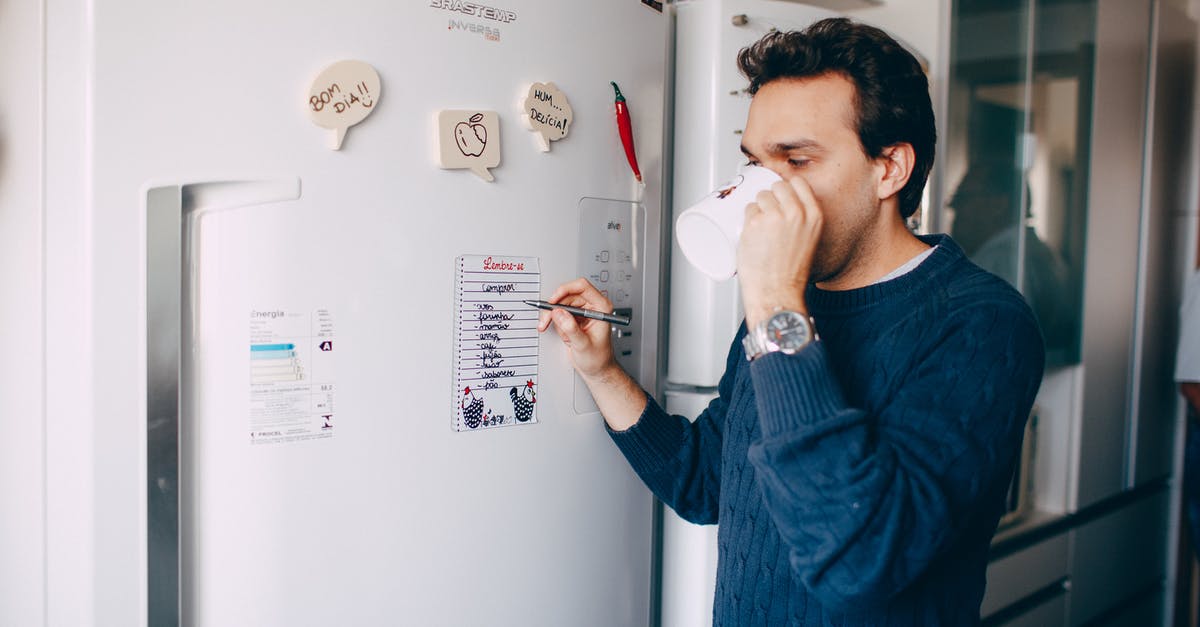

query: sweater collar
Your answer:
[805,234,964,313]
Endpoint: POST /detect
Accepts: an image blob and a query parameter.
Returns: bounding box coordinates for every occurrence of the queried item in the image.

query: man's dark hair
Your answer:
[737,18,936,219]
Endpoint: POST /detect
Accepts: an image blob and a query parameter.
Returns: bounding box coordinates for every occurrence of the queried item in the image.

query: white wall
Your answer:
[0,0,46,624]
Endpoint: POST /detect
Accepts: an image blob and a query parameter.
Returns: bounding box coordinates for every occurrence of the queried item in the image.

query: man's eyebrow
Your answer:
[740,140,825,157]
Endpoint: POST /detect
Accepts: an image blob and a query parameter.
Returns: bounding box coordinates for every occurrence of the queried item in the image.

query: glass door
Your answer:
[943,0,1096,367]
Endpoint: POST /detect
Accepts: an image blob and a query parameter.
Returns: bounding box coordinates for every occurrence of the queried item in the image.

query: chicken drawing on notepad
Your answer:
[510,380,536,422]
[461,386,485,429]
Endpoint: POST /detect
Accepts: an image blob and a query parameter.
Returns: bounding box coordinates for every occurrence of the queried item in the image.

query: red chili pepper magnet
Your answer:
[611,81,643,183]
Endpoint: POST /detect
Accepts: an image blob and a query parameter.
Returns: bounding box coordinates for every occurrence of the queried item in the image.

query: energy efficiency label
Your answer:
[249,308,336,445]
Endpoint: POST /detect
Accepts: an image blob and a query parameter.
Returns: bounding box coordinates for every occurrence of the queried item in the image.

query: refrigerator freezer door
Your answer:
[660,2,841,622]
[668,0,837,387]
[660,389,720,627]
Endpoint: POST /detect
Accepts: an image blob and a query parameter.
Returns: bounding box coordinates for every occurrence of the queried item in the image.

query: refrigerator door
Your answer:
[668,0,838,387]
[85,2,669,625]
[661,2,841,623]
[660,389,721,627]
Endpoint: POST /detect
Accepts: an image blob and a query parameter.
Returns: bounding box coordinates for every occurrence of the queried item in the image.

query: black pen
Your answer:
[523,299,631,326]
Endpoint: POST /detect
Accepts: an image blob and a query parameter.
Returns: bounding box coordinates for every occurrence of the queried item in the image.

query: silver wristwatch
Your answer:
[743,309,817,361]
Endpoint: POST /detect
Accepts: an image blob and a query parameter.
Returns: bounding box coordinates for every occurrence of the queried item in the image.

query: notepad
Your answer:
[453,254,540,431]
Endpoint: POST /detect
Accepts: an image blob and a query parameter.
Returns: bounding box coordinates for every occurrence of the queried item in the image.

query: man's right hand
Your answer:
[737,175,821,328]
[537,278,620,380]
[537,278,647,431]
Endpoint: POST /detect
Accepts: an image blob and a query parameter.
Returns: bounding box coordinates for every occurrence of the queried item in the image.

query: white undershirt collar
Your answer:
[874,245,938,284]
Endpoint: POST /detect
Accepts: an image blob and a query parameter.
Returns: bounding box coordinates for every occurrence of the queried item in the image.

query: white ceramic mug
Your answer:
[675,165,783,281]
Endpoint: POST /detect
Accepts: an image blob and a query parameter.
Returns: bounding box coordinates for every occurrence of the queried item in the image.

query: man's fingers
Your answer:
[754,188,781,214]
[769,179,803,218]
[786,175,822,222]
[545,278,613,312]
[551,308,590,347]
[546,277,589,304]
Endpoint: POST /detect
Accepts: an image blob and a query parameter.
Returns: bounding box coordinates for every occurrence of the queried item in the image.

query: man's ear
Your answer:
[875,143,915,201]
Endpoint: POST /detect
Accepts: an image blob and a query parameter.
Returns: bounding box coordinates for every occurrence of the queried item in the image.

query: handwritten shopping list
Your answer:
[453,255,540,432]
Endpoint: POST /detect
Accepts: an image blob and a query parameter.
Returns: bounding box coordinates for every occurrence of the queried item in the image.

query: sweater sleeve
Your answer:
[745,301,1045,612]
[606,327,746,524]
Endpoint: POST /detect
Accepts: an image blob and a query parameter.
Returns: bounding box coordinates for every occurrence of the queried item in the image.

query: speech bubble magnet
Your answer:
[522,82,574,152]
[307,60,381,150]
[436,110,501,182]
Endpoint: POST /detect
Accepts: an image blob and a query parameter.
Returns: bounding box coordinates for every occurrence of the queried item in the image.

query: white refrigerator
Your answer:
[27,1,834,626]
[76,2,669,625]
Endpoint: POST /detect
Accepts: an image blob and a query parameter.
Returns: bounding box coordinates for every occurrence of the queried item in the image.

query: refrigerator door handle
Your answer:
[145,177,301,626]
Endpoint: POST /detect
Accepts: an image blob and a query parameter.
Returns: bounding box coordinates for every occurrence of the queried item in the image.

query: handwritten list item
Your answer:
[453,255,540,432]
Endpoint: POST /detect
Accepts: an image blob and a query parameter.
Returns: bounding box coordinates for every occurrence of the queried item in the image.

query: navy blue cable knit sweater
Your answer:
[609,234,1045,625]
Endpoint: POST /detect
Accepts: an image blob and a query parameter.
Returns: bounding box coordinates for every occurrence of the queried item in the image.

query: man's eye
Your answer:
[788,159,810,167]
[744,159,761,167]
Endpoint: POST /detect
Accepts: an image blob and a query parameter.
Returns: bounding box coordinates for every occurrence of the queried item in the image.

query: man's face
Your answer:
[740,73,884,283]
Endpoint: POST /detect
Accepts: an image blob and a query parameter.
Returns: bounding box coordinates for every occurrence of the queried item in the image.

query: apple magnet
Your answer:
[522,82,573,152]
[436,110,501,182]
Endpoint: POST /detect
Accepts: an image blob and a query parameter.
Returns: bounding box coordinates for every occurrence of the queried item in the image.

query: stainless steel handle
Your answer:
[145,178,300,626]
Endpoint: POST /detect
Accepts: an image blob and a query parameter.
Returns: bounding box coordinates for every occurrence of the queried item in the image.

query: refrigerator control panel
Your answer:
[575,198,646,413]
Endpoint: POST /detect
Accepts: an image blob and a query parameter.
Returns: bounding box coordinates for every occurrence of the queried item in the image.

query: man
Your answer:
[539,18,1044,625]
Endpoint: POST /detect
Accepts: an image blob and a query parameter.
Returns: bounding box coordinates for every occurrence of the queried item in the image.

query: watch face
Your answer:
[766,310,811,352]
